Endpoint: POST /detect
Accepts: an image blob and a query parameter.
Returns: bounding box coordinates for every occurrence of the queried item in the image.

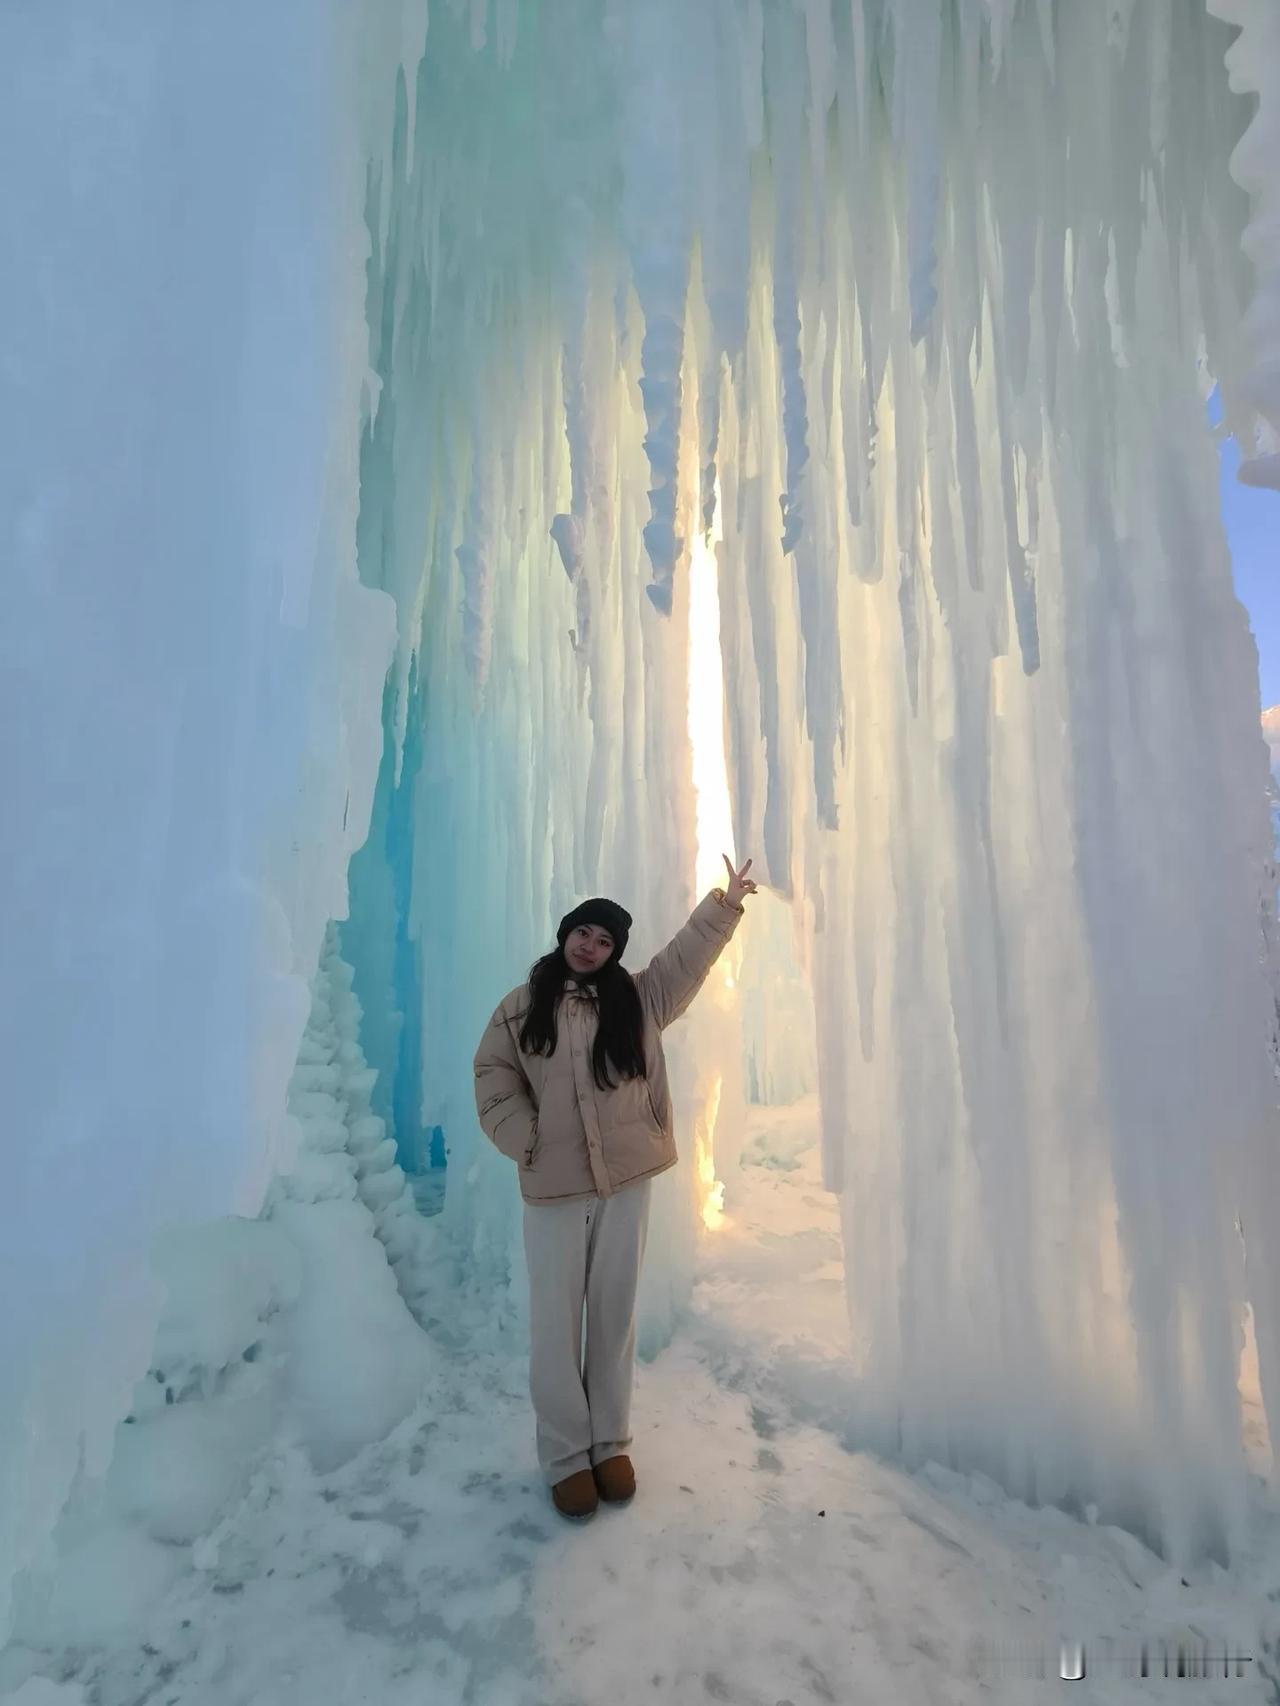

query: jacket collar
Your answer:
[562,977,599,1000]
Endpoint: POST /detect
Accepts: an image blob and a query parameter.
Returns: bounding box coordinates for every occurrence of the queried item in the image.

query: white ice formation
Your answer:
[3,0,1280,1641]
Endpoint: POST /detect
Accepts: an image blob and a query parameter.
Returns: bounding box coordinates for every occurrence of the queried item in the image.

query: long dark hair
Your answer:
[517,948,648,1091]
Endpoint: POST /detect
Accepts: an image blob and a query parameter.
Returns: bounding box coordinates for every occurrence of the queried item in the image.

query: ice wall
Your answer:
[349,0,1280,1568]
[0,0,425,1643]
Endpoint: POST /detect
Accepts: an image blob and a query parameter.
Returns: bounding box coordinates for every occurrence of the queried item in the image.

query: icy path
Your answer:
[13,1099,1280,1706]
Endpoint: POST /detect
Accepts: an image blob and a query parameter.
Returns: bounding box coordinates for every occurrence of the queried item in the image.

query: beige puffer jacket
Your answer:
[473,888,745,1204]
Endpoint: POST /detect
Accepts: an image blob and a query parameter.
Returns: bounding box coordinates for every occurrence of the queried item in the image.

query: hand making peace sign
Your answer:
[722,854,758,909]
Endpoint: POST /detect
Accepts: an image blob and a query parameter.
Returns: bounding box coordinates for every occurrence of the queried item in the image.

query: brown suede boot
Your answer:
[551,1468,598,1520]
[592,1455,636,1503]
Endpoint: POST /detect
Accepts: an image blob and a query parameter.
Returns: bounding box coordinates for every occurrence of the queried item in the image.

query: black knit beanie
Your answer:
[556,897,632,963]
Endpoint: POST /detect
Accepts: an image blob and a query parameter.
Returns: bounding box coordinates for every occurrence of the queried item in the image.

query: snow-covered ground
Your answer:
[4,1098,1276,1706]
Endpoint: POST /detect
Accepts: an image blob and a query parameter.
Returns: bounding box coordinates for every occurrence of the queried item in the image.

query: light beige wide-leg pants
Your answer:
[521,1178,652,1486]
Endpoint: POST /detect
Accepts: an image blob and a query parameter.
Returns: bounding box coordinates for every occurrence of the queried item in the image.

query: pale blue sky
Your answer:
[1209,387,1278,710]
[1219,435,1279,711]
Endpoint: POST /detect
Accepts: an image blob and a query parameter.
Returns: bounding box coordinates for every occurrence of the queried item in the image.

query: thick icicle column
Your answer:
[0,0,417,1642]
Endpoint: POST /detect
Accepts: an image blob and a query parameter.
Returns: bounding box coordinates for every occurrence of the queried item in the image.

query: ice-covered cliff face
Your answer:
[352,0,1280,1569]
[5,0,1280,1639]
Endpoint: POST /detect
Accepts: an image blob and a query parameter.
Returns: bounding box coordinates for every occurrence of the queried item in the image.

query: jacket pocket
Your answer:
[644,1080,664,1130]
[523,1121,541,1168]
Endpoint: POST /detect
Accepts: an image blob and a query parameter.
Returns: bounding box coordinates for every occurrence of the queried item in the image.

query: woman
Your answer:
[473,855,757,1521]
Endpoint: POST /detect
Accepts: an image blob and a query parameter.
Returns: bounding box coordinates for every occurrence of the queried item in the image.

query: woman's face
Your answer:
[565,923,614,973]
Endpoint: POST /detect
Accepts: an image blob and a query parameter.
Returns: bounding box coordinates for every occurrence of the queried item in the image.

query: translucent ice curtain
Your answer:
[351,0,1280,1567]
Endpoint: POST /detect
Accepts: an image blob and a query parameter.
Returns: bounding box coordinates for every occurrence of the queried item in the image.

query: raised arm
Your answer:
[473,1001,538,1163]
[633,888,746,1031]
